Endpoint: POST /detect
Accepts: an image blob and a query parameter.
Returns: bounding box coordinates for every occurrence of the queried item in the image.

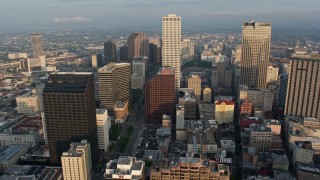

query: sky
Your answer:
[1,0,320,32]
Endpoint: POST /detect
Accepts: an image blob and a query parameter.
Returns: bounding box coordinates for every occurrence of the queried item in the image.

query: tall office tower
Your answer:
[92,53,103,69]
[145,67,175,124]
[188,74,201,103]
[98,63,131,114]
[277,74,288,109]
[162,14,182,88]
[96,109,110,152]
[212,62,232,89]
[181,39,195,60]
[285,53,320,118]
[149,43,158,65]
[120,45,128,61]
[240,22,271,89]
[157,47,162,64]
[104,41,116,63]
[43,72,98,165]
[132,59,146,77]
[31,33,44,58]
[61,140,92,180]
[127,32,149,61]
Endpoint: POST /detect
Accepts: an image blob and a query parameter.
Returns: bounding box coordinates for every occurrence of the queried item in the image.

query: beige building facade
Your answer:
[61,140,92,180]
[240,22,271,89]
[162,14,181,88]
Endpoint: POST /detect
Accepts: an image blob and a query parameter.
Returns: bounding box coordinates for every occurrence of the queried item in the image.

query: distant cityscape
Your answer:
[0,12,320,180]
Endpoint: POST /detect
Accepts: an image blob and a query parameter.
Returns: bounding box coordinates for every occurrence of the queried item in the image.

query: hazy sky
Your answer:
[1,0,320,31]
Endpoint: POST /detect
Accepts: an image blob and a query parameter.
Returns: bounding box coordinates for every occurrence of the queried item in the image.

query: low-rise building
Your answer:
[220,140,236,154]
[215,97,234,124]
[249,124,272,153]
[114,101,129,123]
[292,141,314,165]
[1,165,63,180]
[178,88,197,120]
[0,116,43,149]
[240,99,252,116]
[270,149,289,171]
[296,163,320,180]
[187,128,217,154]
[16,90,40,115]
[199,103,215,121]
[0,146,28,173]
[202,87,212,103]
[150,155,230,180]
[104,156,145,180]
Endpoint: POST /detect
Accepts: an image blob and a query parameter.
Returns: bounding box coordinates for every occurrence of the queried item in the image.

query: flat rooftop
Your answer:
[291,53,320,59]
[96,108,107,115]
[44,73,92,93]
[295,141,313,150]
[98,63,130,73]
[61,140,89,157]
[179,88,196,102]
[158,66,174,75]
[0,146,27,164]
[250,125,272,132]
[187,129,216,145]
[142,150,164,162]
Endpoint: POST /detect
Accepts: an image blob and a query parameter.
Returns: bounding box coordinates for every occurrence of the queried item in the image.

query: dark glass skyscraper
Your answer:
[104,41,116,63]
[43,72,99,166]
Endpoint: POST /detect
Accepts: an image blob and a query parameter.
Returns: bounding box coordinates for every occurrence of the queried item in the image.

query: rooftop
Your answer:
[98,63,130,73]
[295,141,313,150]
[292,53,320,59]
[0,146,27,164]
[250,124,272,133]
[96,108,107,115]
[142,150,164,162]
[297,163,320,175]
[44,72,92,93]
[158,66,174,75]
[187,129,216,145]
[61,139,89,157]
[179,88,196,102]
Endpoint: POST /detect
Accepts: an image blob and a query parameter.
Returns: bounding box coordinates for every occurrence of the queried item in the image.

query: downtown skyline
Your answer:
[1,0,320,32]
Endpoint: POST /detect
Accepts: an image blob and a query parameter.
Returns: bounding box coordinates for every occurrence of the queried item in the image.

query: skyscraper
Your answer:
[61,140,92,180]
[240,22,271,89]
[145,67,175,124]
[98,63,131,114]
[162,14,182,88]
[92,53,103,69]
[285,53,320,118]
[127,32,149,62]
[104,41,116,63]
[120,45,128,62]
[149,43,158,65]
[31,33,44,58]
[188,74,201,103]
[43,72,98,166]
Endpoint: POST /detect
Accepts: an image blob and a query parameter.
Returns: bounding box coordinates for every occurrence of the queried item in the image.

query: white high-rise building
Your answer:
[96,109,110,152]
[162,14,182,88]
[61,140,92,180]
